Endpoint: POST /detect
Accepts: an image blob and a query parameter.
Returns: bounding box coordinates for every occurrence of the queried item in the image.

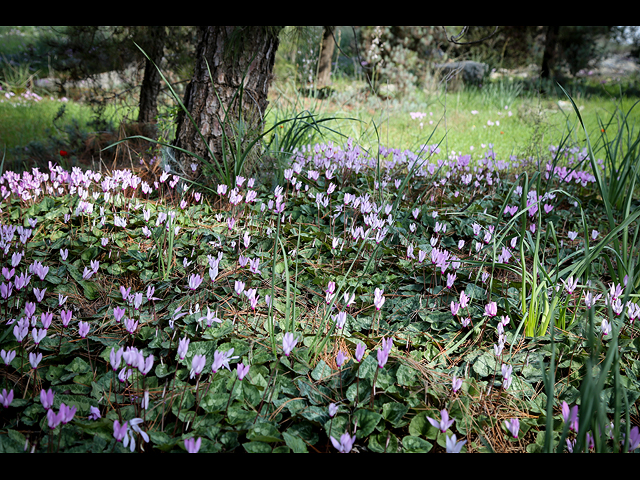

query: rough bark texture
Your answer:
[316,26,336,88]
[541,25,560,79]
[137,26,166,124]
[173,26,281,175]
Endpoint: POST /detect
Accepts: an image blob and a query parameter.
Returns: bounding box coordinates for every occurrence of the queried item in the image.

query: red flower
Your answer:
[59,150,68,157]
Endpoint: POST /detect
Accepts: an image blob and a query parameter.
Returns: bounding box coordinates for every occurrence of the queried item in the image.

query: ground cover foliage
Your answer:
[1,96,640,453]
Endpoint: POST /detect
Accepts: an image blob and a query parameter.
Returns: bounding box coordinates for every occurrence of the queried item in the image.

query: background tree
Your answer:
[316,26,336,89]
[47,26,198,126]
[172,26,283,184]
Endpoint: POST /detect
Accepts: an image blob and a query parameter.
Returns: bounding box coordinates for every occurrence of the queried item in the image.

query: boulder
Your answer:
[433,61,489,85]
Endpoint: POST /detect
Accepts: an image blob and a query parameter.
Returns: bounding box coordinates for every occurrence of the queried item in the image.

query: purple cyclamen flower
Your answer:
[120,286,131,301]
[178,336,190,360]
[0,389,14,408]
[133,292,143,310]
[187,273,203,291]
[138,354,154,375]
[124,318,138,335]
[427,409,455,433]
[58,402,77,424]
[78,321,90,338]
[446,433,467,453]
[33,287,46,302]
[88,406,101,420]
[336,350,347,368]
[113,420,128,442]
[282,332,297,356]
[329,403,338,418]
[13,323,28,343]
[452,375,463,393]
[29,351,42,369]
[355,343,366,362]
[184,437,202,453]
[504,418,520,438]
[1,282,12,300]
[60,310,73,327]
[190,354,206,379]
[113,306,126,323]
[628,426,640,451]
[333,311,347,329]
[237,362,250,380]
[40,388,54,409]
[331,431,356,453]
[48,409,61,429]
[32,327,47,345]
[561,401,579,432]
[110,347,123,371]
[1,349,16,365]
[41,311,53,329]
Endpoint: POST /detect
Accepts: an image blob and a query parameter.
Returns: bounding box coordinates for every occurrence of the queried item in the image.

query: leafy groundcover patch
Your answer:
[1,137,639,453]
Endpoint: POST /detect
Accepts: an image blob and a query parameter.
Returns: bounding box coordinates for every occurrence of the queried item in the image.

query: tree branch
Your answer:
[442,26,499,45]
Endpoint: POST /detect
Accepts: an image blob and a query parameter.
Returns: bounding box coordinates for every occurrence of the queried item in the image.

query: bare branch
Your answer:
[442,26,499,45]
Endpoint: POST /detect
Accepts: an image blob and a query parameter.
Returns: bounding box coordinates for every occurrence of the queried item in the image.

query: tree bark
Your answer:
[173,26,281,182]
[316,26,336,89]
[541,25,560,80]
[137,26,166,124]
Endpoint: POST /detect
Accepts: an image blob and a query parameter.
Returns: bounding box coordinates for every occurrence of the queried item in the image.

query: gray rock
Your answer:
[433,61,489,85]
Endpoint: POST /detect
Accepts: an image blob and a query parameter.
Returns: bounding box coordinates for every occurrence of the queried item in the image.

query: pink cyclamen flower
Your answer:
[282,332,297,356]
[373,287,385,311]
[484,301,497,317]
[376,347,389,369]
[185,437,202,453]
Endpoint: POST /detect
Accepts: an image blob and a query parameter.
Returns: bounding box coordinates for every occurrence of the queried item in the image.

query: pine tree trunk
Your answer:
[541,25,560,80]
[137,26,166,124]
[316,26,336,89]
[173,26,281,182]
